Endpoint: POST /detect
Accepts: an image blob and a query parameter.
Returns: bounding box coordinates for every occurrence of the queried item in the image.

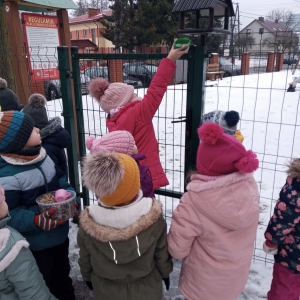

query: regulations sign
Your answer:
[22,13,60,81]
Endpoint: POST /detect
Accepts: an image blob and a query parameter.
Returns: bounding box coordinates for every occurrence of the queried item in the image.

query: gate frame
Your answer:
[58,46,207,206]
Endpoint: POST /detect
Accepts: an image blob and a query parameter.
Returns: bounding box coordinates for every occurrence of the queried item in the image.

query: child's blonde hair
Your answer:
[286,158,300,178]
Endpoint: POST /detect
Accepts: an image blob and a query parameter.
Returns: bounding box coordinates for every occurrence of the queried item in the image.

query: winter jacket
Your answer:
[168,172,260,300]
[40,117,70,180]
[77,192,173,300]
[0,148,74,251]
[265,176,300,274]
[106,58,176,190]
[132,154,154,198]
[0,215,57,300]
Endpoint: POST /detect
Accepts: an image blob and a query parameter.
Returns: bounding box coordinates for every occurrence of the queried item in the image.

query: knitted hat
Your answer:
[197,123,259,176]
[88,78,134,114]
[86,131,135,155]
[200,110,240,135]
[0,78,24,112]
[83,151,140,206]
[0,185,4,207]
[0,111,35,154]
[22,94,48,129]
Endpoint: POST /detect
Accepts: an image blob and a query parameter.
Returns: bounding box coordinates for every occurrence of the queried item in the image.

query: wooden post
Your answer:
[57,9,80,157]
[4,1,31,105]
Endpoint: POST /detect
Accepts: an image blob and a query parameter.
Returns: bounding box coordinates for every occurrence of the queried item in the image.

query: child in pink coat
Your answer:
[85,130,154,197]
[167,122,260,300]
[88,45,189,190]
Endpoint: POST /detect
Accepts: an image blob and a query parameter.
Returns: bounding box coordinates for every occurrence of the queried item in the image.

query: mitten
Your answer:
[86,281,93,290]
[163,277,170,291]
[34,209,65,231]
[263,240,278,255]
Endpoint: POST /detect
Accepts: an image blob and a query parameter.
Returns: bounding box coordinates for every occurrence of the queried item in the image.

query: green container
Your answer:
[174,37,191,49]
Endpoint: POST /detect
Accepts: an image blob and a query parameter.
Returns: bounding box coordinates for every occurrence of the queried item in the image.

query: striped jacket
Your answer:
[0,148,73,251]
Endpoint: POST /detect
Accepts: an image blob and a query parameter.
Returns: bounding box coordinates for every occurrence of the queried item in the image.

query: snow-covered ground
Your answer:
[47,67,300,299]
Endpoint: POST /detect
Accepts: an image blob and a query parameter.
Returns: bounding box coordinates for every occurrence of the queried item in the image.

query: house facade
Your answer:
[69,9,114,54]
[238,17,295,54]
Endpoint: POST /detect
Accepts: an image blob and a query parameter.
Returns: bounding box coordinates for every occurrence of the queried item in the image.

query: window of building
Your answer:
[86,48,89,53]
[76,30,79,39]
[91,28,96,44]
[83,29,87,37]
[246,29,251,34]
[70,32,72,39]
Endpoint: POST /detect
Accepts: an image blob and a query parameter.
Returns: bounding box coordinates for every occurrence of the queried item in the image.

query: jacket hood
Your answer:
[0,227,29,272]
[187,172,259,231]
[108,101,140,123]
[0,214,11,229]
[79,198,162,264]
[41,118,70,148]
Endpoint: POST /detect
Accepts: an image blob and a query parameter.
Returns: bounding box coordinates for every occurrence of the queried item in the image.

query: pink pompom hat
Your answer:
[86,130,135,155]
[88,78,134,114]
[197,122,259,176]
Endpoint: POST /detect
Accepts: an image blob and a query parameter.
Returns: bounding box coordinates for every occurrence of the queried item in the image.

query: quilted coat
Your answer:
[0,215,57,299]
[106,58,176,190]
[77,192,173,300]
[0,148,74,251]
[265,173,300,274]
[168,172,260,300]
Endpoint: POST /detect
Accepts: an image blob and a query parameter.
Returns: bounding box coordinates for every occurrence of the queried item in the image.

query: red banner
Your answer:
[22,13,61,81]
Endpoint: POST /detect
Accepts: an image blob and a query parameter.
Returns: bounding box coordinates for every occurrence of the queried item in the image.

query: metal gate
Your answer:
[57,46,206,211]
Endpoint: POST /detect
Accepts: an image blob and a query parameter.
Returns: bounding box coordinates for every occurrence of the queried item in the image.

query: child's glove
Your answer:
[263,240,278,255]
[163,277,170,291]
[34,209,65,231]
[86,281,93,290]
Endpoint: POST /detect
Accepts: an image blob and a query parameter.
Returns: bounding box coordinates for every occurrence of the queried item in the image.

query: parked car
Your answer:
[123,62,158,87]
[219,57,241,77]
[283,56,298,65]
[82,66,143,88]
[45,73,90,100]
[79,62,88,71]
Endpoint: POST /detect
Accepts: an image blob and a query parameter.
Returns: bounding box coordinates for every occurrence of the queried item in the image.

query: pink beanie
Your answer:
[0,185,4,206]
[197,123,259,176]
[86,130,135,155]
[88,78,134,113]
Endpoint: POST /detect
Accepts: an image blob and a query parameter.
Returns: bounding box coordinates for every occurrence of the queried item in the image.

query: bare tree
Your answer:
[72,0,89,17]
[235,33,255,52]
[89,0,109,11]
[265,9,300,31]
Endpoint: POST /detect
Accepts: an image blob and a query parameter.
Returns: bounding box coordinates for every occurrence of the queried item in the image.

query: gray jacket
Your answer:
[0,215,57,300]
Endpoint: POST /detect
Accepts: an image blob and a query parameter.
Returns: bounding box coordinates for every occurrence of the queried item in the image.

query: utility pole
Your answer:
[229,2,240,58]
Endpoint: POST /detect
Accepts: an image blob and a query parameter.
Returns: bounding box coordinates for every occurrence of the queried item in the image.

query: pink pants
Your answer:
[268,262,300,300]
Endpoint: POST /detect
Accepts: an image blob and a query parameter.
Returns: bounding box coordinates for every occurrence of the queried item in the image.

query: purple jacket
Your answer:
[132,154,154,198]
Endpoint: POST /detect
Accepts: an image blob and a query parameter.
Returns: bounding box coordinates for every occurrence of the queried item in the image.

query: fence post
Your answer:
[241,53,250,75]
[57,46,81,198]
[209,53,219,64]
[71,46,90,207]
[275,53,284,72]
[267,52,275,73]
[185,46,206,185]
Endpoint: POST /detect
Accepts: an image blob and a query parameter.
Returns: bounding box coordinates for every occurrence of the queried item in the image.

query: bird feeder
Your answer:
[172,0,235,35]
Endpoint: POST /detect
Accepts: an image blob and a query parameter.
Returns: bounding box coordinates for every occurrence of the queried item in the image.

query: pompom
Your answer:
[235,150,259,173]
[86,136,96,150]
[88,78,110,102]
[198,122,223,145]
[224,111,240,127]
[28,93,47,107]
[0,78,7,89]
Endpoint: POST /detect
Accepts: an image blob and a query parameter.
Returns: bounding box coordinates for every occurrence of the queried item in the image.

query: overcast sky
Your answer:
[237,0,300,30]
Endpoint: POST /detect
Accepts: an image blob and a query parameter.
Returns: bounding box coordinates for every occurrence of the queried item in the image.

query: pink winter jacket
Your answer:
[106,58,176,190]
[168,172,259,300]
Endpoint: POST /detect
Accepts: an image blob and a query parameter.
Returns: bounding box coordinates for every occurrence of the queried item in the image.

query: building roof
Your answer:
[69,10,112,24]
[71,39,98,48]
[173,0,234,16]
[241,17,289,33]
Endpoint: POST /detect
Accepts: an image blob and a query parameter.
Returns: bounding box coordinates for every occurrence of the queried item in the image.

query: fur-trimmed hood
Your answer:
[80,197,162,242]
[0,227,29,272]
[186,172,259,230]
[40,117,61,139]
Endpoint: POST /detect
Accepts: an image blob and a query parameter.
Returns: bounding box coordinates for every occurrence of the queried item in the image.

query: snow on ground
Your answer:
[47,68,300,299]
